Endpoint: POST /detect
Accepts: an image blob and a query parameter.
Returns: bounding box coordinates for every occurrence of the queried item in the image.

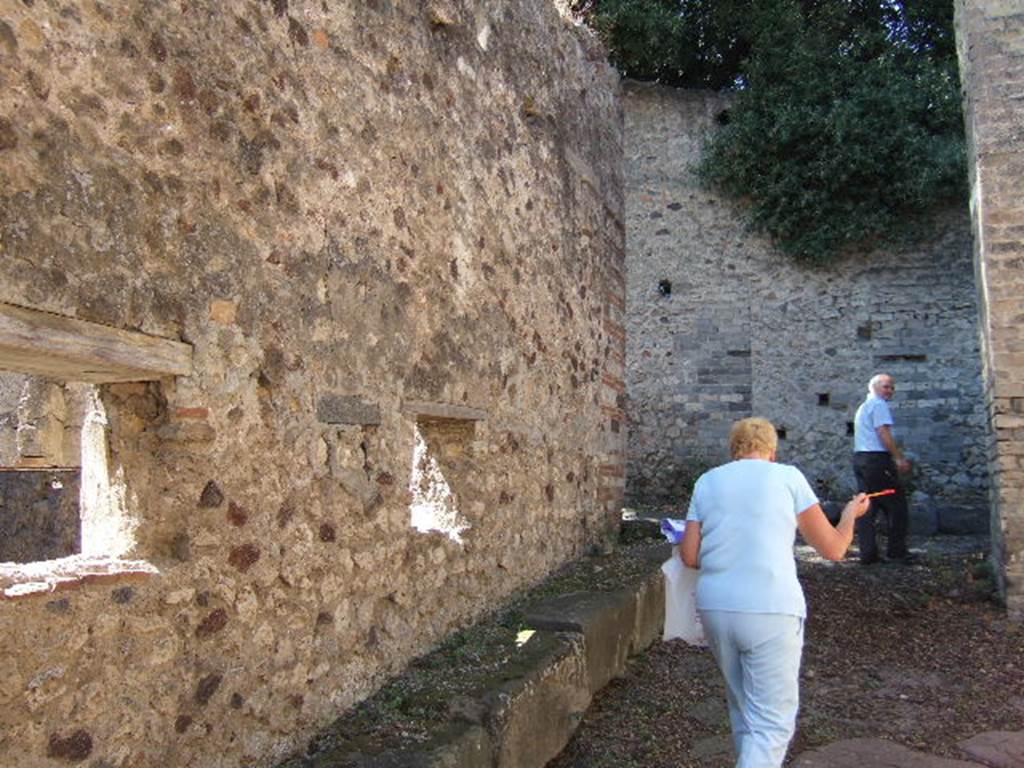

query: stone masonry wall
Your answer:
[956,0,1024,618]
[0,3,625,766]
[625,83,990,535]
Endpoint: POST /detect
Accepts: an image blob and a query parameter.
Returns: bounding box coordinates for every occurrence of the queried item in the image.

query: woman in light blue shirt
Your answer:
[681,417,869,768]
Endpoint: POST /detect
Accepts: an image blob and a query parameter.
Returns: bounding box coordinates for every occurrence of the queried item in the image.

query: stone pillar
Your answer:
[956,0,1024,619]
[15,378,67,467]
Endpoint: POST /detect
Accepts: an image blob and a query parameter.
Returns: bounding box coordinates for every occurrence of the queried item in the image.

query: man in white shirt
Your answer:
[853,373,912,564]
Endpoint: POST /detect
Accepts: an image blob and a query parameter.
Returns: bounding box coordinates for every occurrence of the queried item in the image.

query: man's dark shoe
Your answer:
[860,555,886,566]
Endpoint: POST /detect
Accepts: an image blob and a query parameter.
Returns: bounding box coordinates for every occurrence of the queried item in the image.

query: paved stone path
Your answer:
[791,731,1024,767]
[551,533,1022,768]
[789,536,1024,768]
[703,536,1024,767]
[681,697,1024,767]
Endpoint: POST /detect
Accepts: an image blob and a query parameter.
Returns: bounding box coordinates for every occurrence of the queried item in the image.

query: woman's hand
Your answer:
[843,493,870,521]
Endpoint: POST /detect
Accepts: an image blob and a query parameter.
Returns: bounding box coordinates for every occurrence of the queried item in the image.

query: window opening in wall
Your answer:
[658,279,673,297]
[0,301,190,588]
[408,421,471,543]
[0,373,135,564]
[817,393,830,406]
[404,402,485,545]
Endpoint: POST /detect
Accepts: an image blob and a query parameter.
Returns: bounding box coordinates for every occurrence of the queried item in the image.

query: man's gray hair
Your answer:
[868,373,890,394]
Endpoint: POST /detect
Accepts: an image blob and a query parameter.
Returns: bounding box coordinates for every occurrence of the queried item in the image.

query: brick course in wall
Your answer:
[624,84,990,537]
[956,0,1024,619]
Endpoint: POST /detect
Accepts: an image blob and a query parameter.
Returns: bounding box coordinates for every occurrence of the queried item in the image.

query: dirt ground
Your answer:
[549,536,1024,768]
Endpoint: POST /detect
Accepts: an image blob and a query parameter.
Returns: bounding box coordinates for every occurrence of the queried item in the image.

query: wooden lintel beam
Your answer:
[0,302,193,383]
[403,400,488,422]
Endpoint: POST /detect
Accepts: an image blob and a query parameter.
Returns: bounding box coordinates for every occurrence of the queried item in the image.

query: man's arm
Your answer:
[876,424,910,473]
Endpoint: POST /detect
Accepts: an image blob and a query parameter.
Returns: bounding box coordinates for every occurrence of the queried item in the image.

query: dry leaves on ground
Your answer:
[551,540,1024,768]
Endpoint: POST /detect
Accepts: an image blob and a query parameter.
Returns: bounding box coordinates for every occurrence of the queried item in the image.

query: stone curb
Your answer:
[307,544,670,768]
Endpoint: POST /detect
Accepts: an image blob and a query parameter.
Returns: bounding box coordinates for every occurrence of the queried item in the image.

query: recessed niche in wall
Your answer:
[817,393,830,406]
[658,279,672,297]
[776,427,787,440]
[877,353,928,362]
[846,422,855,436]
[403,401,486,544]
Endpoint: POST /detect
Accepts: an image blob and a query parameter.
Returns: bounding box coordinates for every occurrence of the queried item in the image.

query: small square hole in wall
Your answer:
[846,422,855,436]
[658,279,672,297]
[817,393,830,406]
[776,427,787,440]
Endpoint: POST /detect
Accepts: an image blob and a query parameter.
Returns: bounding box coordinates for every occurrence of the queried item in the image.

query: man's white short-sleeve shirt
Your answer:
[854,394,894,452]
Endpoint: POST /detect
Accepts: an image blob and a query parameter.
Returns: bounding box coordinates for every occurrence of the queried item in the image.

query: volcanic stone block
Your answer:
[484,631,591,768]
[631,544,672,652]
[0,469,80,562]
[958,730,1024,768]
[316,395,382,426]
[523,588,637,695]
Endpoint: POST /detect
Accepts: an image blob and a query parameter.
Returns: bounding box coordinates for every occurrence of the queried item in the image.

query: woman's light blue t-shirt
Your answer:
[685,459,818,618]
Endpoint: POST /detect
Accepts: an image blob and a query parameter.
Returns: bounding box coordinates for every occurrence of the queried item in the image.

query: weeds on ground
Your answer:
[280,538,667,766]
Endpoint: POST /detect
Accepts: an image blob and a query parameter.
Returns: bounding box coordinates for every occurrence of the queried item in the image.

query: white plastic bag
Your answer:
[661,550,706,646]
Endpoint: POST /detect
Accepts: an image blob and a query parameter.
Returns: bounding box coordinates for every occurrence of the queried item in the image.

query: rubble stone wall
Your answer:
[624,83,990,534]
[956,0,1024,618]
[0,2,625,766]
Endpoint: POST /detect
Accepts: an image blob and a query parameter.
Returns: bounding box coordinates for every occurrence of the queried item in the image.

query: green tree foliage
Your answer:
[571,0,753,88]
[575,0,966,263]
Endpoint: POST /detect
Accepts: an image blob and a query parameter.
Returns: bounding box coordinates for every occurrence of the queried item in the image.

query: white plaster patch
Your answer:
[456,56,476,79]
[79,387,136,558]
[477,24,490,51]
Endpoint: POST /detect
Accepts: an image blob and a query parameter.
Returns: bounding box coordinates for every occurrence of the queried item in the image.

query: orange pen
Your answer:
[866,489,896,498]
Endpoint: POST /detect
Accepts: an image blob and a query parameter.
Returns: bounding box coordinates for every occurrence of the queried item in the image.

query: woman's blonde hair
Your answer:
[729,417,778,459]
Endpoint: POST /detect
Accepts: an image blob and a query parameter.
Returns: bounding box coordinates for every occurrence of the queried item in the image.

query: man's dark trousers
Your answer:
[853,451,909,562]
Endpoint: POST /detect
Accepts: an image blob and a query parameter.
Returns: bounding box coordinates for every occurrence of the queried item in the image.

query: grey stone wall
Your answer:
[956,0,1024,618]
[0,469,80,563]
[624,83,990,534]
[0,2,624,766]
